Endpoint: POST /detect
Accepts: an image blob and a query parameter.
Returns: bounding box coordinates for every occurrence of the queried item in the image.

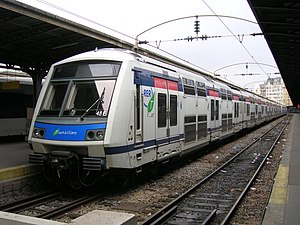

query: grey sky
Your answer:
[18,0,280,90]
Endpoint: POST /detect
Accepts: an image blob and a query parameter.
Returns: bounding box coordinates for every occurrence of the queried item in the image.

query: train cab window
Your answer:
[53,61,121,79]
[40,80,116,117]
[158,93,167,127]
[170,95,177,126]
[41,83,68,115]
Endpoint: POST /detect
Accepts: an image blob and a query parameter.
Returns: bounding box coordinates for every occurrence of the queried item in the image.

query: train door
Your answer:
[210,100,220,129]
[154,77,179,145]
[208,88,220,141]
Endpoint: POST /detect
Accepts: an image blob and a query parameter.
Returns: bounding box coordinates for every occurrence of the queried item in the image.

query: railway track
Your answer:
[141,117,290,225]
[0,190,101,219]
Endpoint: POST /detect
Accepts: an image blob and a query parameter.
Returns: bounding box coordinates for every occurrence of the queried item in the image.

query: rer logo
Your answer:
[143,88,155,113]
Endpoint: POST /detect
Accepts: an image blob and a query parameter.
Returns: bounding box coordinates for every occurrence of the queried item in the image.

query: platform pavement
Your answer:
[0,139,40,181]
[262,113,300,225]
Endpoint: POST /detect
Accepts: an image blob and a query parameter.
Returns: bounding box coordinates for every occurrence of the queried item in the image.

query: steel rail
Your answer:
[141,117,288,225]
[220,117,290,224]
[0,191,60,212]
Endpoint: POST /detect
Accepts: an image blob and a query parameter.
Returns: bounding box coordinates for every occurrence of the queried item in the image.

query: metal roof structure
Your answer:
[247,0,300,106]
[0,0,133,72]
[0,0,299,106]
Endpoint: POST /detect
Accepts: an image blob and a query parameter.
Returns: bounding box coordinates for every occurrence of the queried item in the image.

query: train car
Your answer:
[0,75,33,137]
[231,88,243,133]
[214,80,233,139]
[28,48,286,187]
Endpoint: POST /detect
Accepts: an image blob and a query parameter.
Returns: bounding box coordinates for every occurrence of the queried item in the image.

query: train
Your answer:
[28,48,286,187]
[0,74,33,138]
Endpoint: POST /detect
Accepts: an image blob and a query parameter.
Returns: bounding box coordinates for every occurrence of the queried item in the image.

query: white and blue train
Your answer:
[28,48,286,187]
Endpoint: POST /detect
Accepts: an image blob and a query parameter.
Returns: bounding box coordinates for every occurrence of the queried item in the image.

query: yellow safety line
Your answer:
[0,164,41,181]
[269,165,289,204]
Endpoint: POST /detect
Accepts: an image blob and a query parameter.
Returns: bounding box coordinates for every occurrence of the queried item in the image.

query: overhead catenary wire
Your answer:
[202,0,270,78]
[139,32,264,45]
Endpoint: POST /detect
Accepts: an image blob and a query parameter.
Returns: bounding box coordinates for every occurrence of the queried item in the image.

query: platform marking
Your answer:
[0,165,41,181]
[269,165,289,204]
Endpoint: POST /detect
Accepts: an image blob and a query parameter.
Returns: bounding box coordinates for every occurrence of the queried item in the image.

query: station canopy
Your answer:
[0,0,131,73]
[248,0,300,106]
[0,0,299,106]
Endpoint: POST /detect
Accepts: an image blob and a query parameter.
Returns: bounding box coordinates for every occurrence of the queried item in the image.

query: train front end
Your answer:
[28,54,121,187]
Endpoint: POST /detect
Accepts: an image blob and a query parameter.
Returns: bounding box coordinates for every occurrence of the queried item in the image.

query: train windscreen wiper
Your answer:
[80,87,106,121]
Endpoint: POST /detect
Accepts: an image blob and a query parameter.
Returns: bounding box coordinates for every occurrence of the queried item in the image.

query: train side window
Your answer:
[136,85,141,130]
[158,93,167,128]
[220,89,227,100]
[247,104,250,116]
[227,91,233,100]
[211,100,215,120]
[197,88,206,97]
[234,102,238,118]
[183,78,195,95]
[184,116,196,143]
[216,100,219,120]
[198,115,207,139]
[183,86,195,95]
[196,81,206,97]
[170,95,177,126]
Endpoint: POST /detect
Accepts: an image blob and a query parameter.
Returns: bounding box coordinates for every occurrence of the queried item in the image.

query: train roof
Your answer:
[51,48,286,107]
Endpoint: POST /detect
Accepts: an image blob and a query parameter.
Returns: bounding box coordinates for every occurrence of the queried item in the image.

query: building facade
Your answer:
[254,77,292,106]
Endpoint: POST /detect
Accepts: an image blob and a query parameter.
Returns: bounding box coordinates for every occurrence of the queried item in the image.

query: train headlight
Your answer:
[87,131,95,140]
[32,127,46,139]
[85,129,105,141]
[96,131,104,140]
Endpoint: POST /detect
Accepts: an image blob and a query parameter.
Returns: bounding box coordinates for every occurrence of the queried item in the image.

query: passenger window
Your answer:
[170,95,177,126]
[158,93,166,127]
[211,100,215,120]
[216,100,219,120]
[183,78,195,95]
[184,116,196,143]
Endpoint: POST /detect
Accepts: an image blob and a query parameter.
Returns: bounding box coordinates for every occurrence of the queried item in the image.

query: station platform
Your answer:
[262,113,300,225]
[0,138,39,182]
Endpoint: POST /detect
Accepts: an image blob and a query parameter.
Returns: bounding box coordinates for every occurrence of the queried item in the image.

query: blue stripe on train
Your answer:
[34,122,106,141]
[105,134,184,155]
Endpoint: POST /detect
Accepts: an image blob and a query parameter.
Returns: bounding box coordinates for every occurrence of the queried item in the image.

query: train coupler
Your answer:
[47,151,77,171]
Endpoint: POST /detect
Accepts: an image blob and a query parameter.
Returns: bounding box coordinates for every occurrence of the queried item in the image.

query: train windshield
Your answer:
[39,60,120,118]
